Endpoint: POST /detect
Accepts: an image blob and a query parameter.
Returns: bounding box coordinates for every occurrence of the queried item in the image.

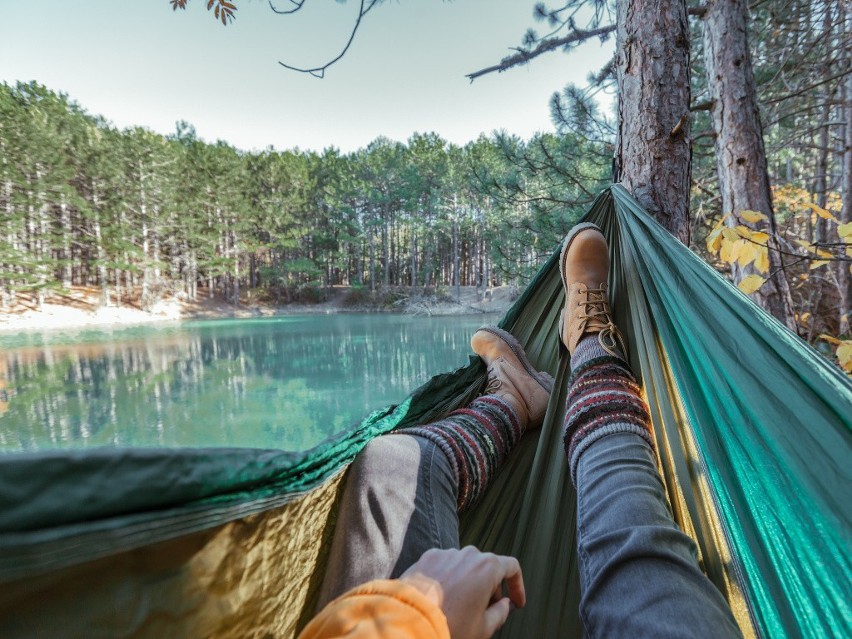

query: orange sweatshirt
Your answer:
[299,579,450,639]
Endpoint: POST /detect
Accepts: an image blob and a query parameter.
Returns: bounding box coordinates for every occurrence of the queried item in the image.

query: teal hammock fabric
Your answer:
[0,185,849,638]
[605,185,851,637]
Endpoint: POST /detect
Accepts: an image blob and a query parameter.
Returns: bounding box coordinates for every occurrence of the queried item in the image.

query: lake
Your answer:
[0,314,500,453]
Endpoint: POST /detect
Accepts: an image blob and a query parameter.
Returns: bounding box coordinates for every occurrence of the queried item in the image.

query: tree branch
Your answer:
[690,100,714,111]
[590,55,615,85]
[268,0,304,15]
[466,24,616,82]
[691,130,718,142]
[763,66,852,105]
[277,0,380,78]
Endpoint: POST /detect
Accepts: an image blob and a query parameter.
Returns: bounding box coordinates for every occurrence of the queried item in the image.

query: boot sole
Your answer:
[558,222,604,350]
[475,326,555,394]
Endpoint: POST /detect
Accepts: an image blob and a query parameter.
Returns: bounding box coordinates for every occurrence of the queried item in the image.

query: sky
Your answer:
[0,0,615,153]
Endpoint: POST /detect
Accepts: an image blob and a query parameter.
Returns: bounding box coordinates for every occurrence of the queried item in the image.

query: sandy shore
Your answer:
[0,286,516,334]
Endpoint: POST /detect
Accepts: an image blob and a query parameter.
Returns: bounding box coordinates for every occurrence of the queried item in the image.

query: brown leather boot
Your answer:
[470,327,554,428]
[559,223,626,357]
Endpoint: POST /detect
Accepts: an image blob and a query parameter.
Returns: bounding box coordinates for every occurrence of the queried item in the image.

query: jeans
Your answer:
[317,434,458,607]
[575,431,741,638]
[317,431,742,638]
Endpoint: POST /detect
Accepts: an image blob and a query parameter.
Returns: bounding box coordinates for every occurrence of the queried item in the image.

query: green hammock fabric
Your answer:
[0,185,849,638]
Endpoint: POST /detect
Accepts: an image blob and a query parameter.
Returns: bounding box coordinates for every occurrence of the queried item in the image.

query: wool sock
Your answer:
[399,395,523,512]
[564,334,654,483]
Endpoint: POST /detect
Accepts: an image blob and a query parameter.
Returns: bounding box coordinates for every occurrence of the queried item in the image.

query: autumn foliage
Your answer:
[704,185,852,373]
[170,0,237,25]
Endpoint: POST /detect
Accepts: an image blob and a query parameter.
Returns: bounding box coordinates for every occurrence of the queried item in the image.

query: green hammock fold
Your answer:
[0,185,849,639]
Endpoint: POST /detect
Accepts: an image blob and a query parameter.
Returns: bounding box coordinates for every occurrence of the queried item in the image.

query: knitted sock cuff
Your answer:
[568,422,656,484]
[563,356,653,485]
[571,333,626,370]
[399,395,522,512]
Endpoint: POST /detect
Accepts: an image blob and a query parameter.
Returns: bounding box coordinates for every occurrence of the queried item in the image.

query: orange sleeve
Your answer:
[299,579,450,639]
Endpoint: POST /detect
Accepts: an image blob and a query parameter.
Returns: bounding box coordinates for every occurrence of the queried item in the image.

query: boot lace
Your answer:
[579,287,627,358]
[484,365,503,394]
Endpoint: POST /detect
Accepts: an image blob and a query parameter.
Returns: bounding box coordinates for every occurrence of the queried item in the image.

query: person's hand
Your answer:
[399,546,526,639]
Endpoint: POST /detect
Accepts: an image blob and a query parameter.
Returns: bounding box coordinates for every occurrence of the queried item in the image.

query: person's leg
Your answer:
[566,337,742,638]
[317,328,552,606]
[559,225,742,638]
[316,433,458,606]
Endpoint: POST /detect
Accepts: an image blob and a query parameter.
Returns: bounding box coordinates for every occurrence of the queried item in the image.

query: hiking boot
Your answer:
[470,327,554,428]
[559,223,626,357]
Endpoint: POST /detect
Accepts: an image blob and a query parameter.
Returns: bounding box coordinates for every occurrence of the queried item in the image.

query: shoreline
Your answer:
[0,287,515,334]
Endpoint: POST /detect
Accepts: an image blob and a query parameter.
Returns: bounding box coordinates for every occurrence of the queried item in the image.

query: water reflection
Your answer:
[0,314,497,453]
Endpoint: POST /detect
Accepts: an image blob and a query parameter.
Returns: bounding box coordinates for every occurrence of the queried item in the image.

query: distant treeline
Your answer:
[0,82,607,310]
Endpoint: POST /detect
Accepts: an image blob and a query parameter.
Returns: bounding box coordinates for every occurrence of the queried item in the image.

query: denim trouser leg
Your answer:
[316,433,458,608]
[575,431,743,638]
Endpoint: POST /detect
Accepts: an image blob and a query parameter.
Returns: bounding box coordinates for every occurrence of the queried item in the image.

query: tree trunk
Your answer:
[473,218,480,297]
[2,169,13,309]
[840,15,852,335]
[91,182,110,307]
[614,0,691,244]
[60,193,72,289]
[232,231,240,306]
[383,210,390,288]
[140,169,152,311]
[452,200,460,302]
[410,232,417,288]
[702,0,797,330]
[369,229,376,293]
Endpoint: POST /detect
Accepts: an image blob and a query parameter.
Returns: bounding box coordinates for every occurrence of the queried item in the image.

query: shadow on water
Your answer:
[0,314,499,453]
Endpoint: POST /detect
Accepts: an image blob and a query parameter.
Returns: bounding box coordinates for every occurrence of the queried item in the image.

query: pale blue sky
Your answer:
[0,0,614,152]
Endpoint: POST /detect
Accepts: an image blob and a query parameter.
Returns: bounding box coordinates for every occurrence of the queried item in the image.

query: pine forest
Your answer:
[1,0,851,372]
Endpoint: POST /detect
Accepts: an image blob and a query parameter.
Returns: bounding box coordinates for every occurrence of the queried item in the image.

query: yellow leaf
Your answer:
[750,231,769,244]
[816,249,833,259]
[755,248,769,273]
[712,213,732,231]
[722,227,739,242]
[737,241,758,267]
[706,228,723,253]
[800,312,811,323]
[729,239,746,264]
[838,222,852,238]
[809,260,829,269]
[720,238,735,263]
[806,202,838,221]
[837,342,852,373]
[738,274,765,294]
[819,334,842,346]
[739,210,767,223]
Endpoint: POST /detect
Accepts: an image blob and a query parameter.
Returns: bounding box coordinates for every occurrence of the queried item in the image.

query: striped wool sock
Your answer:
[564,335,654,483]
[399,396,523,512]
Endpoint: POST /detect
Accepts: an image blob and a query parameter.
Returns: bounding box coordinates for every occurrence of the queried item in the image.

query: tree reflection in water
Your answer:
[0,314,497,453]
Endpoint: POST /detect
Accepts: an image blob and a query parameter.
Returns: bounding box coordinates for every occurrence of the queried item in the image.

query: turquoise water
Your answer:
[0,314,499,453]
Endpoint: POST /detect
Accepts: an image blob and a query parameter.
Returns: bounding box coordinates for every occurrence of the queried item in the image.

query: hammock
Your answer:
[0,185,849,639]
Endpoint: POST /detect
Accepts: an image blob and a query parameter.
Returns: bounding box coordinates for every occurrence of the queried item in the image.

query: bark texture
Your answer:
[839,1,852,335]
[702,0,797,330]
[615,0,692,244]
[841,75,852,335]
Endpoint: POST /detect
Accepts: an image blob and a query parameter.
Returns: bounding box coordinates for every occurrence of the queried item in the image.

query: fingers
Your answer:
[405,546,526,639]
[492,554,526,609]
[483,597,512,636]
